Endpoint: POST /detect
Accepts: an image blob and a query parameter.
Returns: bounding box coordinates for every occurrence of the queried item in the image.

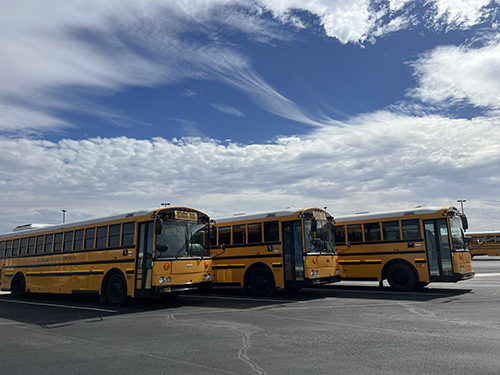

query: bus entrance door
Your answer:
[424,219,454,281]
[282,221,305,290]
[135,221,154,297]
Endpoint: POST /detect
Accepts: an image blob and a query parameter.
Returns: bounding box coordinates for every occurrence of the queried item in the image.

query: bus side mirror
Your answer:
[311,218,317,232]
[462,216,469,231]
[155,219,163,235]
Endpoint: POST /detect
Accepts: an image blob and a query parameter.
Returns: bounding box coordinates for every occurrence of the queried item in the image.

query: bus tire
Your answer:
[248,267,275,297]
[105,273,127,307]
[11,273,26,299]
[387,263,416,292]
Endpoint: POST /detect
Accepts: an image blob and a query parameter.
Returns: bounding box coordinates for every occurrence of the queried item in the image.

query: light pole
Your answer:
[62,209,67,223]
[457,200,466,215]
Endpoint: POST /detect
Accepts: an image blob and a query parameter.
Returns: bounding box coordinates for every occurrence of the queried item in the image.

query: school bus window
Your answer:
[109,224,121,246]
[84,228,95,249]
[12,239,20,256]
[64,232,73,251]
[364,222,381,242]
[382,221,400,240]
[233,224,246,245]
[486,236,495,243]
[496,236,500,243]
[44,234,53,253]
[122,222,135,245]
[248,223,262,243]
[35,236,44,254]
[74,230,84,250]
[96,226,108,248]
[264,221,279,242]
[402,219,421,239]
[5,240,12,257]
[28,237,35,254]
[334,225,346,243]
[347,224,363,242]
[19,238,28,255]
[219,226,231,246]
[0,241,4,257]
[54,233,63,252]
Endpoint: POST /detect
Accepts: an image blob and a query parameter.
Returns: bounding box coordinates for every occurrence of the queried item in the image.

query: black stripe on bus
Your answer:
[212,265,246,270]
[25,271,105,277]
[414,259,427,264]
[272,263,283,268]
[0,245,136,260]
[213,253,283,261]
[2,258,135,270]
[338,261,382,265]
[335,239,424,246]
[338,250,426,257]
[211,241,281,250]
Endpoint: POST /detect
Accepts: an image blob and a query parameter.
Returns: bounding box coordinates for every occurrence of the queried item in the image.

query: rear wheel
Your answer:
[248,267,275,297]
[11,274,26,298]
[105,274,127,307]
[387,263,416,292]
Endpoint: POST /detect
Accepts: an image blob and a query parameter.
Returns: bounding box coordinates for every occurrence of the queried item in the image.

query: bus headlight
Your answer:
[159,277,166,284]
[166,277,172,283]
[315,270,319,276]
[203,274,212,281]
[311,270,315,277]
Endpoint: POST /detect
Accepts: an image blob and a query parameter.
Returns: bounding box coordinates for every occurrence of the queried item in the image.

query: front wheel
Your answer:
[248,267,275,297]
[105,274,127,307]
[387,263,416,292]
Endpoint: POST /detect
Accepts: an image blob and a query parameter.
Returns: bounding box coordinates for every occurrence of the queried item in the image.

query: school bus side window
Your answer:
[347,224,363,242]
[85,228,95,249]
[219,226,231,246]
[109,224,121,246]
[122,222,135,245]
[5,240,12,257]
[96,226,108,248]
[35,236,44,254]
[402,219,421,239]
[382,221,400,240]
[20,238,28,255]
[364,222,381,241]
[264,221,279,242]
[12,239,20,256]
[0,241,4,257]
[74,230,84,250]
[233,225,246,245]
[334,225,346,244]
[64,232,74,251]
[248,223,262,243]
[28,237,36,254]
[54,233,63,252]
[44,234,53,253]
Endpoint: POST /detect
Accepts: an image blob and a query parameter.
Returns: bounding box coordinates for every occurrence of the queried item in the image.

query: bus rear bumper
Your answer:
[457,271,475,281]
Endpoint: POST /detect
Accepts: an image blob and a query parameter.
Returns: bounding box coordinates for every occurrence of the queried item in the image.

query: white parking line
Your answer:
[0,298,117,313]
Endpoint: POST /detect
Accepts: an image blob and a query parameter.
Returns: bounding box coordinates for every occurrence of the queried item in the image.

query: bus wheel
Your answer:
[387,264,416,292]
[105,274,127,307]
[11,274,26,298]
[248,268,275,297]
[160,292,179,301]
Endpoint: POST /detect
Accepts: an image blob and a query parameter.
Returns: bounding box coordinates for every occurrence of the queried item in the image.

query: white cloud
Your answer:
[1,112,499,233]
[210,103,245,116]
[408,37,500,109]
[425,0,496,30]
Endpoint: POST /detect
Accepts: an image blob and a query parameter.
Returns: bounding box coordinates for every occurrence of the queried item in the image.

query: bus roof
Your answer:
[214,207,331,224]
[0,209,153,238]
[335,206,459,223]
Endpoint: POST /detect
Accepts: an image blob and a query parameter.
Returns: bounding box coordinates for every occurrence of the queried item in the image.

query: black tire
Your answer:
[248,267,275,297]
[387,263,417,292]
[105,274,127,307]
[417,281,429,289]
[159,292,179,301]
[11,274,26,299]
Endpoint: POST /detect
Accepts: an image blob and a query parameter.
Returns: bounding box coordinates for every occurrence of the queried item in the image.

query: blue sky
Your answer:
[1,0,500,233]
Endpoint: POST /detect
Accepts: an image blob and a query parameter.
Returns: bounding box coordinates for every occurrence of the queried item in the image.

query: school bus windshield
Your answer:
[304,219,336,254]
[449,216,466,250]
[156,220,210,258]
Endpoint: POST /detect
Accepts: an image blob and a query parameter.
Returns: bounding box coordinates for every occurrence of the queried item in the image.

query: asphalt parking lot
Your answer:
[1,257,499,375]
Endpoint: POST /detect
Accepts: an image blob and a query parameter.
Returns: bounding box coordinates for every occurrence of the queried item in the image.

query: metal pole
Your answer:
[62,209,67,223]
[457,200,466,214]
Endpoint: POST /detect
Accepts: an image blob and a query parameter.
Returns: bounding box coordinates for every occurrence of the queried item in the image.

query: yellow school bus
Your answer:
[210,207,340,297]
[334,206,474,291]
[466,231,500,257]
[0,206,212,306]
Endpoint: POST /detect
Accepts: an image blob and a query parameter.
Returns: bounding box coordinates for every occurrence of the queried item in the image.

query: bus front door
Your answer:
[424,219,454,281]
[282,221,305,290]
[135,221,155,297]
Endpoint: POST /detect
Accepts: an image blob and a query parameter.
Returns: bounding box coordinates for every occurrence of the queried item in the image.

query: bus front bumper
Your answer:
[457,271,475,281]
[155,281,212,294]
[306,275,341,286]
